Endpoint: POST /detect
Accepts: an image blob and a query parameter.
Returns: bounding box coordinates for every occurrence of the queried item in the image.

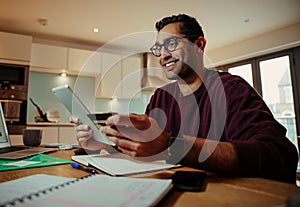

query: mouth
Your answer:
[162,58,179,71]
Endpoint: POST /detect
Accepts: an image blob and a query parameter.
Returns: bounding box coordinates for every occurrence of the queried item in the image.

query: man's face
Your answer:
[155,23,197,80]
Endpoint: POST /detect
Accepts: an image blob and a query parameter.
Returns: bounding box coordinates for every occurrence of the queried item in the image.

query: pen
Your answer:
[71,162,98,175]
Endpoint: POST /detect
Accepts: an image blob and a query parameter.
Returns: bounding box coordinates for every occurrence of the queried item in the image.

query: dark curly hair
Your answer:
[155,14,204,43]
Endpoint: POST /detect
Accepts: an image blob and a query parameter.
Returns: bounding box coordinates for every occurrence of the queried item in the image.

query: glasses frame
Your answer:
[150,36,187,57]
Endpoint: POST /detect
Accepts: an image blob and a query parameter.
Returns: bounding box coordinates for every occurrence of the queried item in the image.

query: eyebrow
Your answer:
[155,36,182,45]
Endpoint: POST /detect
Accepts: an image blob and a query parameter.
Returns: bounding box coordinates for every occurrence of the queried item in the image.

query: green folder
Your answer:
[0,154,71,171]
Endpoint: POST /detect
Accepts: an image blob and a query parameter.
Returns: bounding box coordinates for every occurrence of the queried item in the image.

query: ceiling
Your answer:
[0,0,299,53]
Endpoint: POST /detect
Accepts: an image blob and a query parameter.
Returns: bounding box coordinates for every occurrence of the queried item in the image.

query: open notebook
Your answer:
[0,174,173,207]
[0,106,55,159]
[72,152,180,176]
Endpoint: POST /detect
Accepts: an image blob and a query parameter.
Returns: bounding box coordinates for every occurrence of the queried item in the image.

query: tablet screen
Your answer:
[52,84,115,146]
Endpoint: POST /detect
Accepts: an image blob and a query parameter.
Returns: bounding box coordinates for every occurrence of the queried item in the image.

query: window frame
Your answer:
[215,46,300,136]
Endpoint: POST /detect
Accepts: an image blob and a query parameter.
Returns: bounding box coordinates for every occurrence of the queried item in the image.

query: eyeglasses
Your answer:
[150,36,187,57]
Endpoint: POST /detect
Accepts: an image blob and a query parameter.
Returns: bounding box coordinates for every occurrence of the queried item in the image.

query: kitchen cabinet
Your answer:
[0,32,32,64]
[121,55,141,98]
[8,127,58,145]
[28,42,142,98]
[8,125,77,146]
[97,53,122,97]
[96,53,141,98]
[30,43,101,76]
[30,43,68,69]
[58,127,77,144]
[8,135,23,146]
[68,48,101,75]
[26,126,58,145]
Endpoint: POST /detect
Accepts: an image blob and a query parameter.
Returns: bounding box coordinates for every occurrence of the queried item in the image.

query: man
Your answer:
[72,14,298,183]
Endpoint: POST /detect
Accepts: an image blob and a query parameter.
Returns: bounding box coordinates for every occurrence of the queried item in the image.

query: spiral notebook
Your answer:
[0,174,173,207]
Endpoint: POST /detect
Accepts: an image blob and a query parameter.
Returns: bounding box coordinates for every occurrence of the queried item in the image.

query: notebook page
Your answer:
[13,175,173,207]
[72,153,179,176]
[0,174,74,205]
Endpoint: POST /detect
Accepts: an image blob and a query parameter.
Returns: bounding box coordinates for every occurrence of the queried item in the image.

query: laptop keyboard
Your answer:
[0,146,31,154]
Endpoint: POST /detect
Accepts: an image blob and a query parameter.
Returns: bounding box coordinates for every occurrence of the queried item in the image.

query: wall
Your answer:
[27,72,93,123]
[27,72,152,123]
[205,23,300,67]
[94,92,152,114]
[27,22,300,123]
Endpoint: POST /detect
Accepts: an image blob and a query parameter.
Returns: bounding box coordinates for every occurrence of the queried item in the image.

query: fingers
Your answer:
[107,136,141,156]
[106,114,151,130]
[72,120,93,145]
[103,114,164,143]
[75,123,90,131]
[69,116,78,123]
[107,135,167,160]
[70,116,113,151]
[77,129,93,140]
[100,126,124,137]
[69,116,82,126]
[108,136,135,149]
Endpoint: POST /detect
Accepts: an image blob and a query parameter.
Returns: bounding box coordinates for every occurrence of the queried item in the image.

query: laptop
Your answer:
[0,106,56,159]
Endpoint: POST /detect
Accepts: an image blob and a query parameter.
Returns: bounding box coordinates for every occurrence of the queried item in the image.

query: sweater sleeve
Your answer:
[223,76,298,183]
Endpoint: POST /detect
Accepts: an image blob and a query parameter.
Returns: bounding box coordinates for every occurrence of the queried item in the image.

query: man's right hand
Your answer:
[69,116,109,151]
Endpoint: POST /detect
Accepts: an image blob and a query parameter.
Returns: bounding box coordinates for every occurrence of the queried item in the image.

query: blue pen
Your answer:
[71,162,98,175]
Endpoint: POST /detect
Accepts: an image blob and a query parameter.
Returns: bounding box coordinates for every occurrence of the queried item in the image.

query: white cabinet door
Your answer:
[30,43,68,69]
[0,32,32,63]
[8,135,23,146]
[97,53,122,97]
[121,55,141,98]
[68,48,101,74]
[26,126,59,145]
[96,53,142,98]
[58,127,77,144]
[101,52,122,75]
[23,126,76,145]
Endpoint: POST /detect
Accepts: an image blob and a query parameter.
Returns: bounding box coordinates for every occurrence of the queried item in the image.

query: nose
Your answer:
[159,46,172,63]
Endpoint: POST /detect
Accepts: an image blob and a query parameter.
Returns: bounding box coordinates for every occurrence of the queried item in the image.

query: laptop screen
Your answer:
[0,105,11,148]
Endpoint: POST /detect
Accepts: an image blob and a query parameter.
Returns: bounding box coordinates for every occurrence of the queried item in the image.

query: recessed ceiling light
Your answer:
[38,18,48,26]
[93,28,99,33]
[59,72,67,77]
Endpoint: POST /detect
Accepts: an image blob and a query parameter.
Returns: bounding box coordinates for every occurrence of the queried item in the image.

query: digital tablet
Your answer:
[52,84,115,146]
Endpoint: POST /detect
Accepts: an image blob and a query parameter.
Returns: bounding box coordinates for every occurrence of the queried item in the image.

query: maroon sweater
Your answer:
[145,69,298,183]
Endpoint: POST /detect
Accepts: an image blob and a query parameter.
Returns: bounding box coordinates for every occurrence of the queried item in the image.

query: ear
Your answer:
[195,37,206,52]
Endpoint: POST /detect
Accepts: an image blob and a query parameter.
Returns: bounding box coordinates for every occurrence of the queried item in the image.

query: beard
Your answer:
[164,61,196,81]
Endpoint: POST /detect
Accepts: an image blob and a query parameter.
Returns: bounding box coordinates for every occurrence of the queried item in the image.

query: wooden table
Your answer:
[0,150,299,207]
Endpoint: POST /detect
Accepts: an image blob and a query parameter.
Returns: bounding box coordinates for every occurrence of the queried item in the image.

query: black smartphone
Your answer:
[87,112,118,126]
[170,171,206,192]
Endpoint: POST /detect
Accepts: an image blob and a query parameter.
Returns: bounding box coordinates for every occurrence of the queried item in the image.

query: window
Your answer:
[219,47,300,149]
[228,64,253,86]
[259,55,297,145]
[284,86,293,103]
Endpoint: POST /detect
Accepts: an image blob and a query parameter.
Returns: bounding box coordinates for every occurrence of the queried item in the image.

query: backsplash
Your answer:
[27,72,153,123]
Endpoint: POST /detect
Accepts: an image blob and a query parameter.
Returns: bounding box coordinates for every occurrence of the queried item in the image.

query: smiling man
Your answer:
[72,14,298,183]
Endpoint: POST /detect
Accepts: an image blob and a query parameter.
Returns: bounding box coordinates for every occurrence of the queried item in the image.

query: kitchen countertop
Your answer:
[27,122,75,127]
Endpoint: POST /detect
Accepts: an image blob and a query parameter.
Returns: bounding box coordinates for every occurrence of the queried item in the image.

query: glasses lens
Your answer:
[151,45,161,57]
[150,37,182,57]
[166,38,178,52]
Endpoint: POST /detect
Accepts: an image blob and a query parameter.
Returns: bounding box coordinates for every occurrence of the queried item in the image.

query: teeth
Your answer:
[166,62,175,67]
